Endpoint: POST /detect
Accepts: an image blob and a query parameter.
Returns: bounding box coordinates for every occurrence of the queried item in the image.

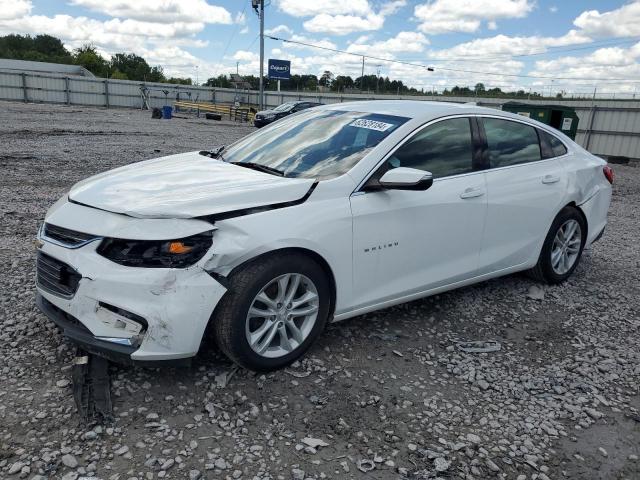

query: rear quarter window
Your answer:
[539,129,568,158]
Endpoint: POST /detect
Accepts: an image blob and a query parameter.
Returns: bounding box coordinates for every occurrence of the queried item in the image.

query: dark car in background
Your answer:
[254,101,323,128]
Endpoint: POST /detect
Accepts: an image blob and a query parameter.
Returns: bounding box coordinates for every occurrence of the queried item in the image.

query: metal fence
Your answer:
[1,69,639,161]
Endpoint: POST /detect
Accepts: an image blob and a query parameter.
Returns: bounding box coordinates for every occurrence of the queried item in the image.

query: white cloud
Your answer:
[303,13,384,35]
[414,0,533,34]
[487,21,497,30]
[573,2,640,38]
[265,24,293,36]
[427,31,591,61]
[380,0,407,16]
[276,0,370,17]
[70,0,232,24]
[282,34,338,51]
[530,42,640,90]
[278,0,402,35]
[233,50,259,62]
[240,26,249,34]
[0,14,206,50]
[0,0,32,20]
[549,6,558,14]
[348,31,430,55]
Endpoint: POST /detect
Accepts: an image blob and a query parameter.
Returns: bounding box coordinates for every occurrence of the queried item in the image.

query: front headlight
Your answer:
[97,231,213,268]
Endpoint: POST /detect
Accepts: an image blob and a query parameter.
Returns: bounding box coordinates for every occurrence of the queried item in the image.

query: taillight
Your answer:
[603,165,614,184]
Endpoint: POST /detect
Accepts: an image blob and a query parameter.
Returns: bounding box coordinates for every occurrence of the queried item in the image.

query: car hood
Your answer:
[257,109,288,116]
[68,151,315,219]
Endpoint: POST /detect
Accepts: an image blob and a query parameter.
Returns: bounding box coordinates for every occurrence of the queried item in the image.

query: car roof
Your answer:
[319,99,521,123]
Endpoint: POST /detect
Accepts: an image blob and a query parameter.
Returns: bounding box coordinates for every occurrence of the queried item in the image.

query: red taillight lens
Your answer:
[603,165,614,184]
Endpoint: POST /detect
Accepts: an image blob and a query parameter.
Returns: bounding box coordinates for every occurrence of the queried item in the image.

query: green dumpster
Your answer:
[501,102,579,140]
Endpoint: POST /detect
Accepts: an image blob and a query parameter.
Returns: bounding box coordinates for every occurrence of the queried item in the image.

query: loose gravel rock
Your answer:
[0,101,639,479]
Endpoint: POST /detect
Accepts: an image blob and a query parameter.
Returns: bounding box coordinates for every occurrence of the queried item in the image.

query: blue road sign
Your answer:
[268,59,291,80]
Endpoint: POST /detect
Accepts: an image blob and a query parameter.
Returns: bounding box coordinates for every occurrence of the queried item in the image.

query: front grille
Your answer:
[36,251,81,298]
[43,223,99,248]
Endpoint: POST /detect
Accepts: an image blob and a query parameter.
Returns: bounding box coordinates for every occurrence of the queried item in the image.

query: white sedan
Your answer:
[36,101,613,371]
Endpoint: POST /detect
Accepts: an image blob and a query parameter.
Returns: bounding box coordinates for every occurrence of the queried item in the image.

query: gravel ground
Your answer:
[1,101,638,480]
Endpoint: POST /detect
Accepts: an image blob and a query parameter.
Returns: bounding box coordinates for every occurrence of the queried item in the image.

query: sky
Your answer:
[1,0,640,96]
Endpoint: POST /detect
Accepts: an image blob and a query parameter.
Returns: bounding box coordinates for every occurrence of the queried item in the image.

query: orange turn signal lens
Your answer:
[168,241,193,254]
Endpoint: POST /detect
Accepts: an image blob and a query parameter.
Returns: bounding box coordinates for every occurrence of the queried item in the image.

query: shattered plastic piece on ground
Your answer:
[527,285,545,300]
[215,365,239,388]
[370,333,400,341]
[301,437,329,448]
[456,340,502,353]
[72,349,114,424]
[284,369,311,378]
[357,459,375,473]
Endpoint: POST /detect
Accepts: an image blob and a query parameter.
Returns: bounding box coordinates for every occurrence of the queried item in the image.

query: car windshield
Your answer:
[223,109,408,179]
[273,102,296,112]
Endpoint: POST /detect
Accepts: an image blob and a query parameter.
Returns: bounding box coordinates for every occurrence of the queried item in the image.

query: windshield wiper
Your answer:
[199,145,226,159]
[231,161,286,177]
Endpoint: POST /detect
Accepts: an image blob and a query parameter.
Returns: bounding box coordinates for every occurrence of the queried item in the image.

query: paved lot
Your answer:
[1,101,638,480]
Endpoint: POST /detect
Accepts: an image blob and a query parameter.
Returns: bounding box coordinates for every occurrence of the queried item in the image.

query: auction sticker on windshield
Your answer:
[349,119,395,132]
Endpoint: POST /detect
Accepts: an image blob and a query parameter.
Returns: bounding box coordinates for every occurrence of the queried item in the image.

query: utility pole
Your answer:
[360,56,365,94]
[236,61,239,75]
[259,0,265,110]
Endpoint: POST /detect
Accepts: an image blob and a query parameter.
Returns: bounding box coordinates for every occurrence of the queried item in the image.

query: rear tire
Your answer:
[213,252,330,371]
[528,206,587,284]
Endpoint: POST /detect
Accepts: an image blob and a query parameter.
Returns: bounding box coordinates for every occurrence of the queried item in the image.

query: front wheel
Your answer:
[213,253,330,371]
[528,206,587,284]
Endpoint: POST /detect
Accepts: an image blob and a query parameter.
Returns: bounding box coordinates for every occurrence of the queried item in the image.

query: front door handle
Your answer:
[542,175,560,184]
[460,187,485,199]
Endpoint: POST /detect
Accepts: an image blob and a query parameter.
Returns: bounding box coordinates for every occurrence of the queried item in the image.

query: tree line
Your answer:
[0,34,192,84]
[206,71,558,99]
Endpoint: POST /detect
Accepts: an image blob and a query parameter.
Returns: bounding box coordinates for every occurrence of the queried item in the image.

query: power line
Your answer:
[267,35,640,83]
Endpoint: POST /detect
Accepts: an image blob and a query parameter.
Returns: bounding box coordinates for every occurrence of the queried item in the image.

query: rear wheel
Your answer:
[213,253,330,371]
[528,207,586,284]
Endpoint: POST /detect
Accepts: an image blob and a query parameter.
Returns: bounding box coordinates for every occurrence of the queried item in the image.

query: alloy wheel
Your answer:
[245,273,319,358]
[551,219,582,275]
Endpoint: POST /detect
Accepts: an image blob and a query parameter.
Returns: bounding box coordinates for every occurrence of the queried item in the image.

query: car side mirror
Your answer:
[372,167,433,191]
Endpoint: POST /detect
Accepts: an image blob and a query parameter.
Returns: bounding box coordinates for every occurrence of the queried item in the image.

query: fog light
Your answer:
[96,302,147,334]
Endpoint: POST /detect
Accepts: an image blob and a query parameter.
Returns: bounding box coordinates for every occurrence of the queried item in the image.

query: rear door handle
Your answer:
[542,175,560,184]
[460,187,485,199]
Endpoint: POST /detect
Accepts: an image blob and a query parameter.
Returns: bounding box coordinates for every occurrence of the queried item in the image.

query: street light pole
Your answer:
[259,0,265,110]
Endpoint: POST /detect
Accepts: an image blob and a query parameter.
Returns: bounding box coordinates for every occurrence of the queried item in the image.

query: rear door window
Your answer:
[482,118,542,168]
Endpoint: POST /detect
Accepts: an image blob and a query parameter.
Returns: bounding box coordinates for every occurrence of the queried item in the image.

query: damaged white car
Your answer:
[36,101,613,371]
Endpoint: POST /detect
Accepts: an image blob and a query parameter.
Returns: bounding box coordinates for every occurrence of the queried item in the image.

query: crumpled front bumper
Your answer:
[36,238,227,365]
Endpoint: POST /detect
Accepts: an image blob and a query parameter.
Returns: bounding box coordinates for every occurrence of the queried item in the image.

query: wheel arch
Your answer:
[564,201,589,239]
[233,247,337,318]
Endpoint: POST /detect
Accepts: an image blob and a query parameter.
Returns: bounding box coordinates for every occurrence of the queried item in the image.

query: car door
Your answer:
[477,116,568,274]
[350,117,488,311]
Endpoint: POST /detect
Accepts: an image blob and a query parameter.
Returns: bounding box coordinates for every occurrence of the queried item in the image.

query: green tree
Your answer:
[166,77,193,85]
[110,70,128,80]
[109,53,165,82]
[319,70,334,87]
[0,34,73,63]
[73,45,109,77]
[332,75,354,92]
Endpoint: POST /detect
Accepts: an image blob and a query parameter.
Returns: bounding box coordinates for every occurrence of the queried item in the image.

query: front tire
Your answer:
[528,206,587,284]
[213,253,330,371]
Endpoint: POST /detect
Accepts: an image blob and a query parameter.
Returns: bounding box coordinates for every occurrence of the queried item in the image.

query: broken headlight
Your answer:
[97,231,213,268]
